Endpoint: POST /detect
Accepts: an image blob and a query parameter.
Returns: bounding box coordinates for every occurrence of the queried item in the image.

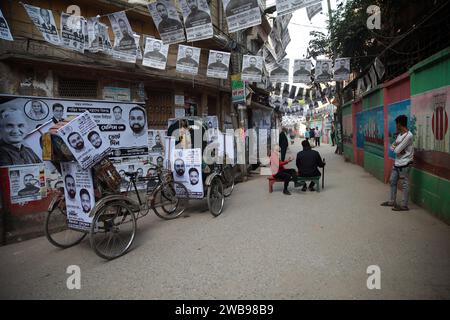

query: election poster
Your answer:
[108,11,138,63]
[86,17,102,52]
[242,55,263,83]
[9,164,45,204]
[143,37,169,70]
[270,58,289,83]
[276,0,322,17]
[60,13,85,53]
[176,45,201,75]
[222,0,262,33]
[23,4,60,46]
[147,0,186,45]
[57,112,111,170]
[205,115,219,145]
[179,0,214,42]
[172,148,203,199]
[0,8,13,41]
[263,46,279,73]
[315,59,333,82]
[115,161,150,192]
[207,50,231,79]
[60,161,94,231]
[307,2,323,21]
[134,34,143,61]
[334,58,351,81]
[98,22,113,53]
[148,129,166,168]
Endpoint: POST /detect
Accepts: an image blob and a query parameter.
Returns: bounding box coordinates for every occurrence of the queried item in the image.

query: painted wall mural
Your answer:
[363,106,384,157]
[356,112,364,149]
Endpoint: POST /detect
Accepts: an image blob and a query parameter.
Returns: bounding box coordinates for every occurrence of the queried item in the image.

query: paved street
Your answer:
[0,141,449,300]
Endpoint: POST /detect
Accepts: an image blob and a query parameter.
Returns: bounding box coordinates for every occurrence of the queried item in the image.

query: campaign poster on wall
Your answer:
[334,58,351,81]
[222,0,261,33]
[293,59,312,83]
[147,0,186,45]
[172,148,203,199]
[207,50,231,79]
[179,0,214,42]
[60,13,85,53]
[0,8,14,41]
[23,4,60,46]
[270,59,289,83]
[242,55,263,83]
[60,161,94,231]
[176,45,201,75]
[276,0,322,17]
[108,11,138,63]
[9,164,45,204]
[143,37,169,70]
[57,112,111,170]
[388,100,411,159]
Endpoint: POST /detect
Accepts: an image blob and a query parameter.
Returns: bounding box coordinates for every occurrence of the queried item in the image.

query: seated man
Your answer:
[270,145,297,196]
[296,140,325,192]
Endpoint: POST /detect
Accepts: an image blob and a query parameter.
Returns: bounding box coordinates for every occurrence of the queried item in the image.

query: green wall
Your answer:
[343,145,354,162]
[362,86,384,110]
[364,152,384,182]
[342,102,352,116]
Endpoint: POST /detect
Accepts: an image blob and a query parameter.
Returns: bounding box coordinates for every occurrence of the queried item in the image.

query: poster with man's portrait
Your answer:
[263,46,278,73]
[86,17,102,52]
[333,58,351,81]
[315,59,333,82]
[98,22,113,53]
[60,13,85,53]
[0,8,13,41]
[108,11,137,63]
[9,164,45,204]
[270,58,289,83]
[179,0,213,42]
[207,50,231,79]
[222,0,261,33]
[23,4,60,46]
[143,37,169,70]
[61,161,94,231]
[276,0,322,17]
[172,148,203,199]
[115,161,150,192]
[242,55,263,83]
[147,0,186,45]
[176,45,201,75]
[57,112,111,170]
[293,59,312,83]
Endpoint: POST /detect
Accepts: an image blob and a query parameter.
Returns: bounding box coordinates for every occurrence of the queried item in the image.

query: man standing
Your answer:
[381,115,414,212]
[278,127,289,161]
[314,126,321,147]
[296,140,325,192]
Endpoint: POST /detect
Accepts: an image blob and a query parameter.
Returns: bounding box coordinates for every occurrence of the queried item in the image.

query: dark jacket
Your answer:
[296,148,325,177]
[279,132,288,149]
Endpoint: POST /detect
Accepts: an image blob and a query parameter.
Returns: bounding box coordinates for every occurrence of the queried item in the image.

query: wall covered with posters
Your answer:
[342,102,353,163]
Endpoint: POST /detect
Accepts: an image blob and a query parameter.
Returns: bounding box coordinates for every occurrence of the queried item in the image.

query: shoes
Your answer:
[283,190,292,196]
[301,185,307,192]
[380,201,395,207]
[392,205,410,212]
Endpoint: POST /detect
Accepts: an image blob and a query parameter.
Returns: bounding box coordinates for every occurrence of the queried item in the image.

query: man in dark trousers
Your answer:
[296,140,325,192]
[278,127,289,161]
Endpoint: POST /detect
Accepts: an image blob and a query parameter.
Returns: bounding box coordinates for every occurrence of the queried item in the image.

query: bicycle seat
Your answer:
[125,172,137,178]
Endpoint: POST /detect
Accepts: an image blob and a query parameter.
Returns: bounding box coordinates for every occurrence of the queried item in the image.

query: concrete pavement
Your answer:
[0,141,449,299]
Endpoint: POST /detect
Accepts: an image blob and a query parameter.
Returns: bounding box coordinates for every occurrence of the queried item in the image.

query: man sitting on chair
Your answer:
[270,145,296,196]
[296,140,325,192]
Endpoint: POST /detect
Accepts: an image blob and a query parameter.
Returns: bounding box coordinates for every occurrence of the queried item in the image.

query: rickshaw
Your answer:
[167,116,235,217]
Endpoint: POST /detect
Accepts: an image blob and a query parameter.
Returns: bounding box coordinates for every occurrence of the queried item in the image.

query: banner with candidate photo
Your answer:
[57,112,111,170]
[179,0,213,42]
[114,161,150,192]
[176,45,201,75]
[293,59,311,83]
[222,0,262,33]
[276,0,322,17]
[60,161,94,231]
[334,58,351,81]
[23,4,60,46]
[207,50,230,79]
[143,37,169,70]
[270,58,289,83]
[242,55,263,83]
[0,8,13,41]
[148,0,186,45]
[108,11,138,63]
[9,164,45,204]
[315,59,333,82]
[172,148,203,199]
[148,129,166,168]
[60,13,85,53]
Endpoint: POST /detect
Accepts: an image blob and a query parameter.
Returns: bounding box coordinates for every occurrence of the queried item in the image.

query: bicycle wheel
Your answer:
[152,181,188,220]
[222,166,235,198]
[90,201,136,260]
[44,198,87,249]
[207,176,224,217]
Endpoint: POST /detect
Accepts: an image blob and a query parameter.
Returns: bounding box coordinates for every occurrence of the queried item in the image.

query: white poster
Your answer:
[315,59,333,82]
[147,0,186,45]
[108,11,137,63]
[306,2,322,21]
[222,0,262,33]
[263,46,278,72]
[293,59,312,83]
[134,34,143,61]
[225,131,236,164]
[207,50,231,79]
[98,22,113,53]
[242,55,263,83]
[175,108,186,118]
[9,164,45,204]
[179,0,214,42]
[0,8,13,41]
[86,17,102,52]
[23,4,60,46]
[60,161,94,231]
[276,0,322,17]
[143,37,169,70]
[270,58,289,83]
[172,148,203,198]
[205,115,219,144]
[148,129,166,155]
[115,161,150,192]
[60,13,85,53]
[334,58,351,81]
[176,45,201,75]
[57,112,111,170]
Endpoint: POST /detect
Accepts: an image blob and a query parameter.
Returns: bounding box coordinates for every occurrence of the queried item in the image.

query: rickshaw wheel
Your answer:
[222,166,235,198]
[207,176,224,217]
[90,201,136,260]
[152,181,189,220]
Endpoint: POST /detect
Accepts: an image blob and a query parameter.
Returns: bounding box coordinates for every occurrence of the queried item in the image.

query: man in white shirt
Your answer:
[381,115,414,211]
